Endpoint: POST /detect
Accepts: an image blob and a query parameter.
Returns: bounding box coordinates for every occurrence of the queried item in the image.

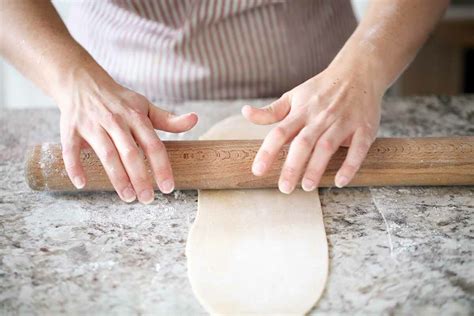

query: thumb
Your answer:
[148,104,198,133]
[241,94,290,125]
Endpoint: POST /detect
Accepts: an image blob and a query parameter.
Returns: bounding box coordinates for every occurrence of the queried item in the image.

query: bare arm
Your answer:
[336,0,450,91]
[1,0,198,203]
[244,0,449,193]
[0,0,92,96]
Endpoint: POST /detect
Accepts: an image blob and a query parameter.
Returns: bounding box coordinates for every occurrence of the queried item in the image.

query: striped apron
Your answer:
[67,0,357,103]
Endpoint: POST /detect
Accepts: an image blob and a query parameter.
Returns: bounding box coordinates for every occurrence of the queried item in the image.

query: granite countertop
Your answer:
[0,96,473,315]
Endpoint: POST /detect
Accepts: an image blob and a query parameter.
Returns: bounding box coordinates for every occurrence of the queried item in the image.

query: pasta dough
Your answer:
[186,115,328,315]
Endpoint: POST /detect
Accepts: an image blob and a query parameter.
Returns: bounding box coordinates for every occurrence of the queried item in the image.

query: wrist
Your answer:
[327,36,390,96]
[48,51,113,106]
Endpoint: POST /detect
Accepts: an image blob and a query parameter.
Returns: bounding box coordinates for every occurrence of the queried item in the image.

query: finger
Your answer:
[242,94,291,125]
[341,134,353,147]
[278,123,328,194]
[301,125,350,191]
[102,117,155,204]
[148,104,198,133]
[61,132,86,189]
[132,124,174,194]
[252,116,304,176]
[335,129,374,188]
[82,128,137,203]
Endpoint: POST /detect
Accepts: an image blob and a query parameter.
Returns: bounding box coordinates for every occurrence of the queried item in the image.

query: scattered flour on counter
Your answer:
[370,189,396,262]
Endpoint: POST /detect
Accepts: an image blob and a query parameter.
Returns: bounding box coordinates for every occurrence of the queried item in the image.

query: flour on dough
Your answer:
[186,115,328,315]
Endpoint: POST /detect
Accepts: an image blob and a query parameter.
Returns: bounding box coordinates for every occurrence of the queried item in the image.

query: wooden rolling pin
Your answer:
[25,137,474,191]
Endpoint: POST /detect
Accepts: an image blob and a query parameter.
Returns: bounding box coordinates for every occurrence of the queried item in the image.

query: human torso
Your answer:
[67,0,356,102]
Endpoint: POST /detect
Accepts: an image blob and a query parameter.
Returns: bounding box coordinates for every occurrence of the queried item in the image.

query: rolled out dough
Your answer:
[186,115,328,315]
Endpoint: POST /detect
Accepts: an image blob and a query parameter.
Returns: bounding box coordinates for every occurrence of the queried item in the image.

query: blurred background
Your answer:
[1,0,473,109]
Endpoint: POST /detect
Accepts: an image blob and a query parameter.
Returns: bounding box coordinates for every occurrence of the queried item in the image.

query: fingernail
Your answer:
[302,178,316,192]
[335,175,349,188]
[122,185,136,203]
[252,162,266,176]
[160,179,174,194]
[73,176,85,189]
[279,180,293,194]
[139,189,155,204]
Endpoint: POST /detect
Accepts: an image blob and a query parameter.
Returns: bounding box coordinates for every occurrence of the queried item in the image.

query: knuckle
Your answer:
[116,98,129,108]
[304,167,321,179]
[153,167,171,180]
[293,134,313,148]
[344,163,360,174]
[290,100,305,109]
[137,114,153,128]
[318,109,335,123]
[102,147,116,163]
[84,121,96,133]
[60,125,75,139]
[65,163,82,174]
[317,138,336,152]
[309,94,321,105]
[360,126,376,138]
[165,111,174,121]
[122,146,141,161]
[127,92,148,106]
[265,104,277,115]
[257,148,272,160]
[325,104,338,115]
[362,122,375,131]
[111,174,130,188]
[358,137,374,153]
[299,124,316,136]
[365,136,375,147]
[279,92,291,105]
[282,165,299,177]
[76,118,97,135]
[129,110,148,123]
[353,149,367,161]
[338,115,351,126]
[145,139,165,154]
[61,145,75,157]
[103,111,123,129]
[292,105,307,116]
[362,125,372,133]
[358,142,371,155]
[132,176,151,189]
[272,126,287,139]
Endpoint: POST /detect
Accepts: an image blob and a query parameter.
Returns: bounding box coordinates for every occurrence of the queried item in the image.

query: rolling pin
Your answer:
[25,137,474,191]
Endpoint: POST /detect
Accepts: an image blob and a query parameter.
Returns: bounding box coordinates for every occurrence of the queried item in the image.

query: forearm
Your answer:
[0,0,101,98]
[330,0,449,92]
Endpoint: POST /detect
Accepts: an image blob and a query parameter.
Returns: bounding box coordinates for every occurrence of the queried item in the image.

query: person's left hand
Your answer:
[242,63,384,194]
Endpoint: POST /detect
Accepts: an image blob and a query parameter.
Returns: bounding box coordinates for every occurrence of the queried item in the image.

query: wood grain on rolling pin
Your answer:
[25,137,474,191]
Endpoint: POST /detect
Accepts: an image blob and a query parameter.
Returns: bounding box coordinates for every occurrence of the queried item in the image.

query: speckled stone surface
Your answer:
[0,96,473,315]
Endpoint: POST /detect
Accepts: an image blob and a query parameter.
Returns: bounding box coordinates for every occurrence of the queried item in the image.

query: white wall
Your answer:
[0,0,370,109]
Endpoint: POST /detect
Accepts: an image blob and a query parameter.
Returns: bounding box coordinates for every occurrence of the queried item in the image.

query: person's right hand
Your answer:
[54,65,198,204]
